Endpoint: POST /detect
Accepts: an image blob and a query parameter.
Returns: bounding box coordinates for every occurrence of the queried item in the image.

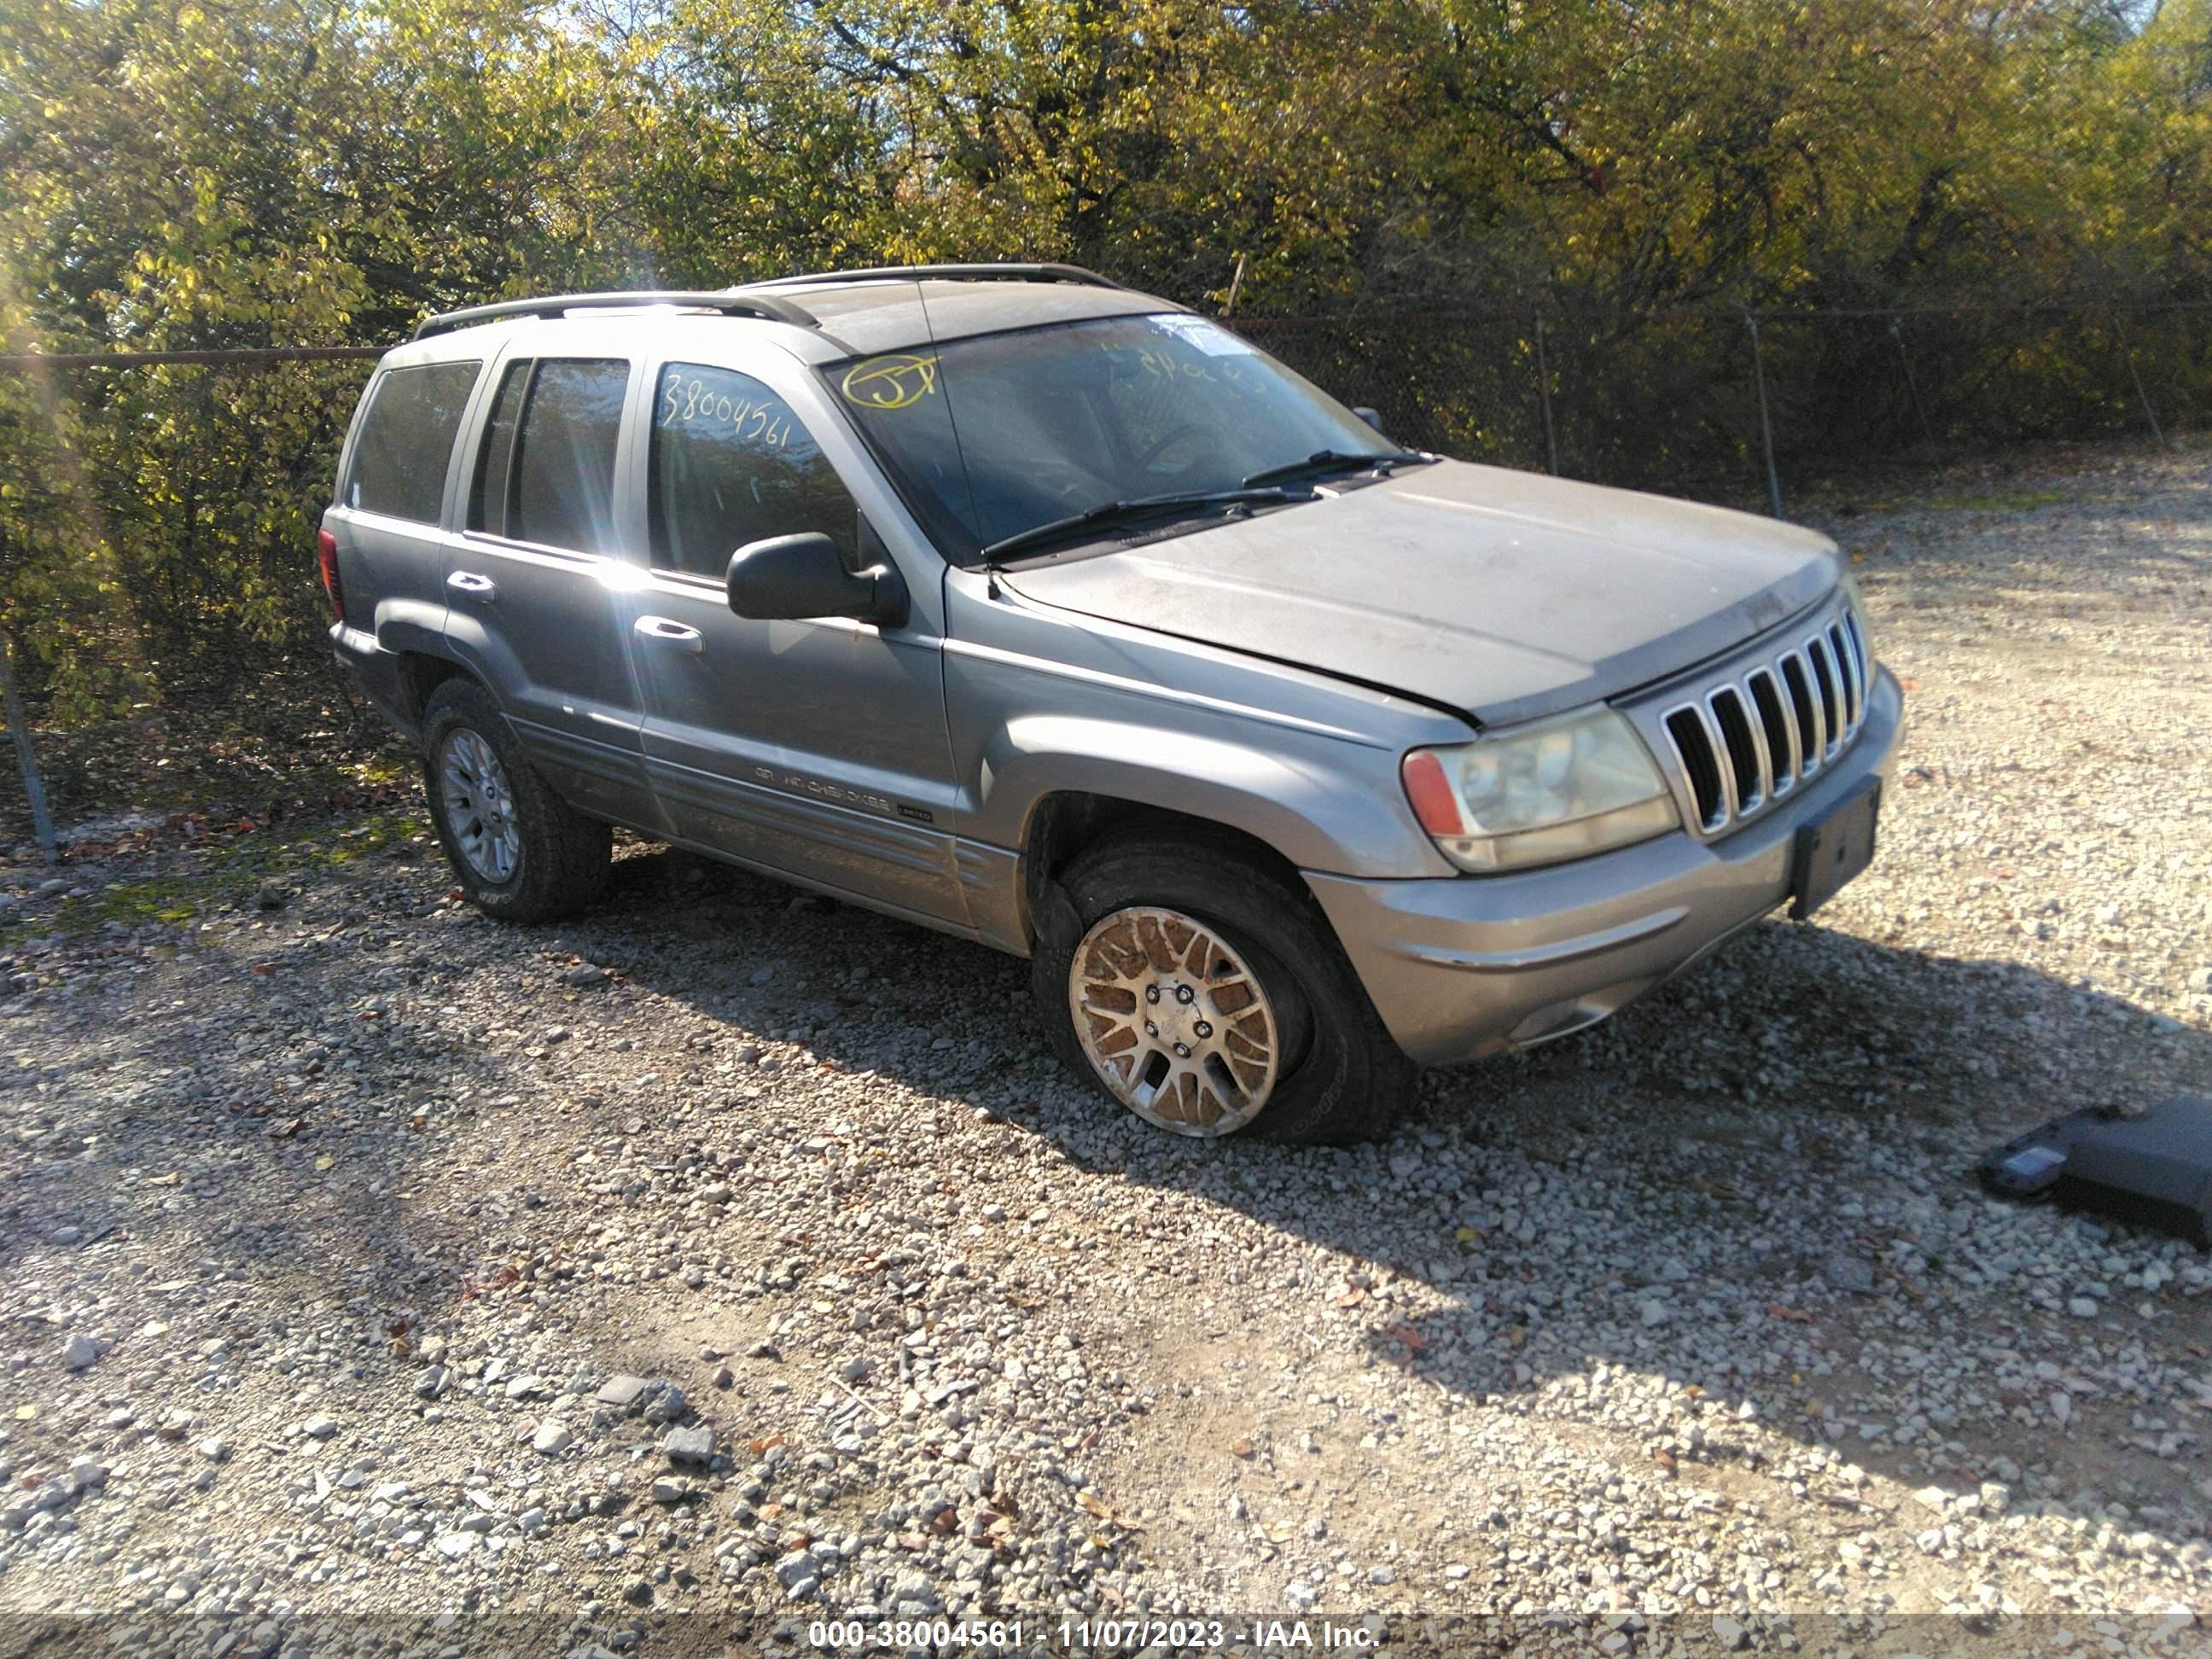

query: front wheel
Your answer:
[1031,831,1416,1144]
[421,678,610,923]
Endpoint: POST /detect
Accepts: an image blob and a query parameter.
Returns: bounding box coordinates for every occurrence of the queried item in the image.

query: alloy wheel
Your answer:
[439,728,521,883]
[1068,905,1280,1134]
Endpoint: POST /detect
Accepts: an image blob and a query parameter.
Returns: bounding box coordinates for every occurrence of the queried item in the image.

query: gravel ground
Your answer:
[3,441,2210,1656]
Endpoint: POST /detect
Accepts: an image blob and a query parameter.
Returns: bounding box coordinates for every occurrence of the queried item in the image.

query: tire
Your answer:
[1031,829,1417,1145]
[420,678,610,923]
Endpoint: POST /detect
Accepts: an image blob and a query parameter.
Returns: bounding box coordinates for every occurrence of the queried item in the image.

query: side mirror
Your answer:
[726,533,910,629]
[1353,406,1386,434]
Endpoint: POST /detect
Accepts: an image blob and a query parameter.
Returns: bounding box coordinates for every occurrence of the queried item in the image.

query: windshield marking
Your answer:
[841,353,940,410]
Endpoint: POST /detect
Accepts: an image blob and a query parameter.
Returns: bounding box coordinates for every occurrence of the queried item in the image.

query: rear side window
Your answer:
[649,363,859,579]
[467,358,629,553]
[514,359,629,554]
[344,360,481,522]
[467,362,530,533]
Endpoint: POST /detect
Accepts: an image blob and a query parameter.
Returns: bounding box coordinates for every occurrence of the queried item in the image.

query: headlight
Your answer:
[1401,708,1679,872]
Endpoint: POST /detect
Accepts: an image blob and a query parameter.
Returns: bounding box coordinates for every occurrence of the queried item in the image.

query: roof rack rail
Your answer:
[743,262,1126,293]
[412,289,818,341]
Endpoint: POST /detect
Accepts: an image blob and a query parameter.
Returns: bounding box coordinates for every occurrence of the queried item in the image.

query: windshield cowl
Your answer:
[979,485,1310,562]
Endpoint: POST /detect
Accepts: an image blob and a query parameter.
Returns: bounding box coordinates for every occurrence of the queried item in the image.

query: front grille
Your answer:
[1656,598,1872,835]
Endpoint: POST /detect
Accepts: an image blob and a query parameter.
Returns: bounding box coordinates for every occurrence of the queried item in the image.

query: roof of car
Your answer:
[405,265,1186,361]
[748,277,1182,356]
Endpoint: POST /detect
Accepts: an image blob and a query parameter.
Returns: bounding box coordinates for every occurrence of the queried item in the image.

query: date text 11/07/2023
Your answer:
[807,1618,1383,1651]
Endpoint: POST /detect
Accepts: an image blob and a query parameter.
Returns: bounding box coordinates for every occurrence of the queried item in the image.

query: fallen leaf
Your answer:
[1453,1226,1481,1244]
[1334,1287,1365,1308]
[1231,1437,1254,1458]
[1381,1321,1428,1353]
[1767,1303,1814,1323]
[1078,1493,1111,1518]
[314,1155,335,1172]
[747,1435,786,1456]
[1652,1448,1678,1476]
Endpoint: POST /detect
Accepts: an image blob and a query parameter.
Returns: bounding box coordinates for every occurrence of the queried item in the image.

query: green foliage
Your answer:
[3,0,2210,724]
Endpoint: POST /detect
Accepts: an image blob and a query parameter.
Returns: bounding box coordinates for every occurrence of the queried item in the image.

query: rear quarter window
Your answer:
[343,360,483,523]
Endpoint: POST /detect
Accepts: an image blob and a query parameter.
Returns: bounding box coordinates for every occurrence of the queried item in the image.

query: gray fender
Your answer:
[371,598,449,661]
[969,713,1452,881]
[440,607,525,699]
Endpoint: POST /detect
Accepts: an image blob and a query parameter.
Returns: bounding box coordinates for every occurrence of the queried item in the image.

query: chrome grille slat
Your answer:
[1784,649,1825,772]
[1845,614,1870,726]
[1707,685,1765,814]
[1701,701,1740,821]
[1662,706,1728,831]
[1640,595,1874,841]
[1745,667,1797,795]
[1828,621,1862,728]
[1806,636,1841,758]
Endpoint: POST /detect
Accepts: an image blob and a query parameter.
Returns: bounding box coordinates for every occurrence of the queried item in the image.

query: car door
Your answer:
[443,351,662,829]
[329,356,485,670]
[626,348,966,925]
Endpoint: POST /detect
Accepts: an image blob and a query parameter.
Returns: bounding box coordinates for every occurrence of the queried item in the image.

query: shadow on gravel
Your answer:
[575,845,2212,1556]
[24,883,555,1338]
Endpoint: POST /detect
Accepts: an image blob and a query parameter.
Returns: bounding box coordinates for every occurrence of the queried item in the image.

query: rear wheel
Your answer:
[1032,831,1416,1144]
[421,678,609,922]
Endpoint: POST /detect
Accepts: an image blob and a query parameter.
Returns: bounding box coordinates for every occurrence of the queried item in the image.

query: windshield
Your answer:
[821,313,1410,564]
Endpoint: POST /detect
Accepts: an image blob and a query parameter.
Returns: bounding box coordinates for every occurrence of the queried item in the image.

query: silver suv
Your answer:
[323,264,1901,1144]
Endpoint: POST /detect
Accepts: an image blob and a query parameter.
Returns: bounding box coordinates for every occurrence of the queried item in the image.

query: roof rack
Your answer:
[742,263,1126,294]
[412,289,818,341]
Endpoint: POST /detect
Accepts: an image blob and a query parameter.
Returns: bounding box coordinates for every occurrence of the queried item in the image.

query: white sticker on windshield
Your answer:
[1150,314,1254,357]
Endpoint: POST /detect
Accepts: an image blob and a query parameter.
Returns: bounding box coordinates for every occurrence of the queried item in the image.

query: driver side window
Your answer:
[649,364,860,580]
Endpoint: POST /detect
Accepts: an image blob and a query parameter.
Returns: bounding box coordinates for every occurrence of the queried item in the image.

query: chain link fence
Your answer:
[3,295,2205,855]
[1233,299,2205,508]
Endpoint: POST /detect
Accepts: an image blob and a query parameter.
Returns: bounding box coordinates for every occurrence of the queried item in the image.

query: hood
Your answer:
[998,459,1842,725]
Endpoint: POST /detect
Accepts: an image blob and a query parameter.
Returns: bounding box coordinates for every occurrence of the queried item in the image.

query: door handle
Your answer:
[447,571,498,602]
[634,615,704,655]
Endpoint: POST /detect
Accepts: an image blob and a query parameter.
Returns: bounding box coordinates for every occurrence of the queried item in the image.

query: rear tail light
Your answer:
[317,528,344,623]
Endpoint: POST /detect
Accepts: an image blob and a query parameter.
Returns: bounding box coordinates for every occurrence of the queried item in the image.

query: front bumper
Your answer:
[1307,666,1903,1067]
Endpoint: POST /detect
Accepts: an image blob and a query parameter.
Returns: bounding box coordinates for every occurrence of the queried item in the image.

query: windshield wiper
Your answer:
[1239,448,1429,489]
[979,487,1300,562]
